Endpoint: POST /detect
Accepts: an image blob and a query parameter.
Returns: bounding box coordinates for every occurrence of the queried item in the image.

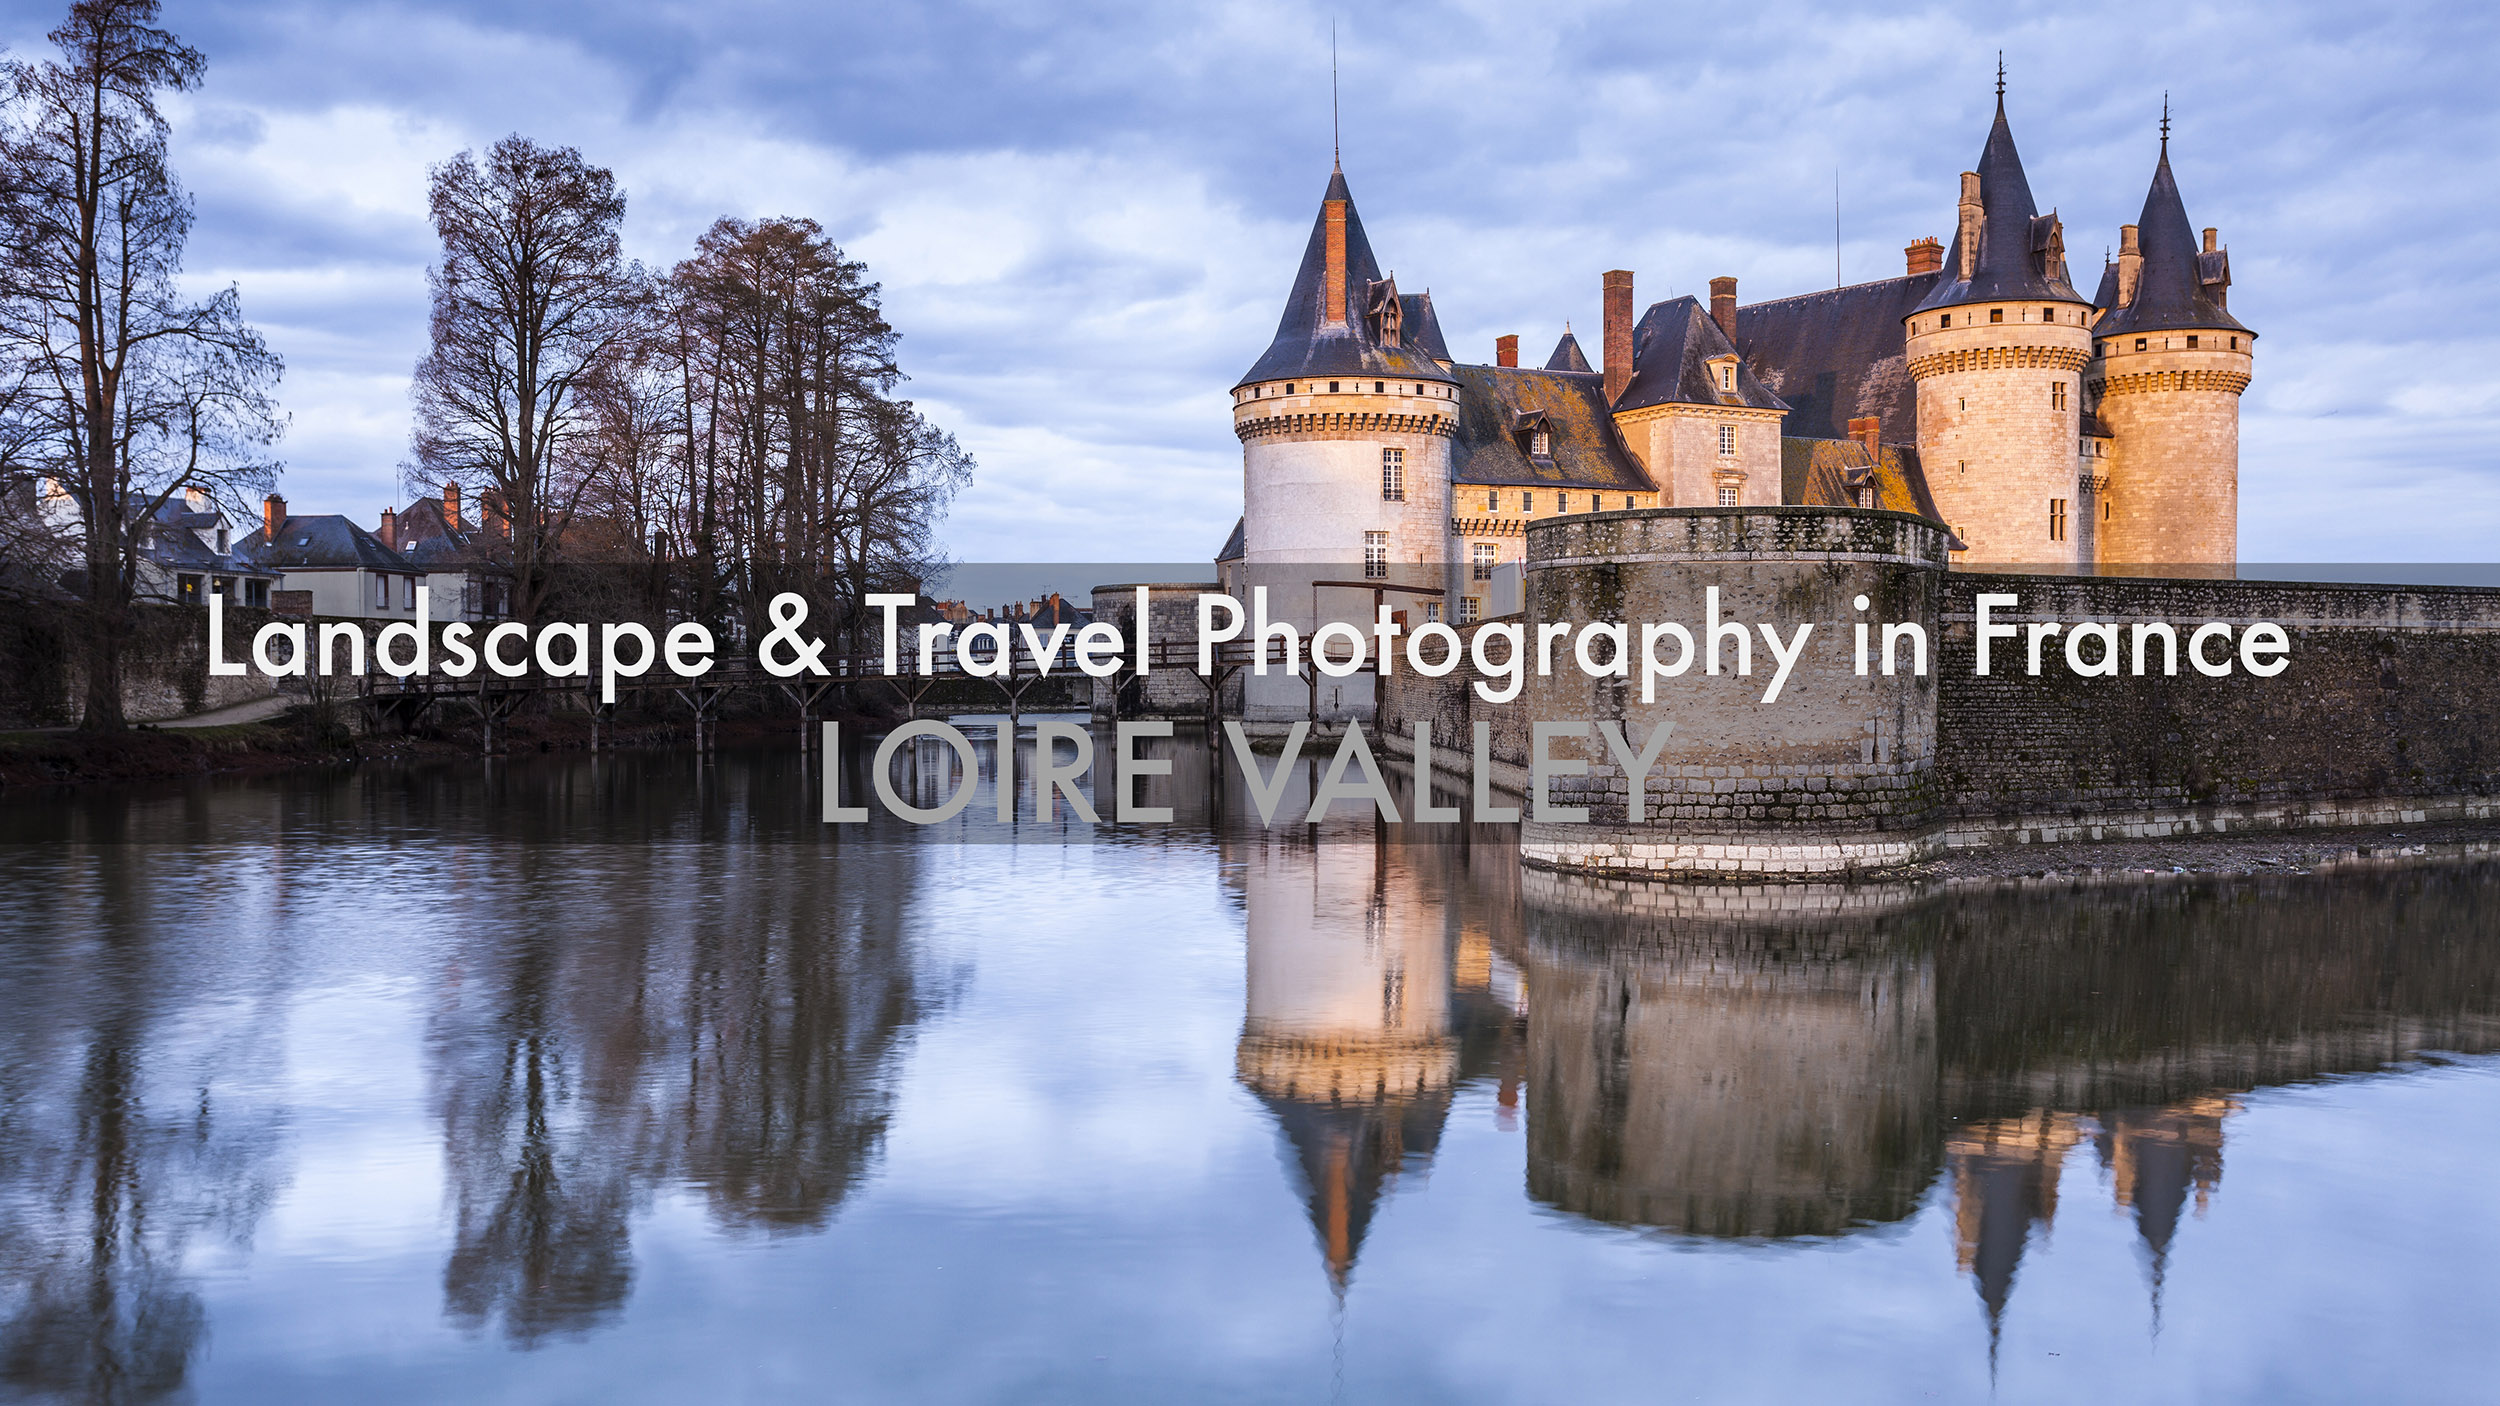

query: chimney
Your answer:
[1905,237,1943,276]
[2202,226,2219,254]
[1602,269,1634,405]
[378,507,397,550]
[444,481,462,530]
[183,483,209,512]
[1957,172,1983,281]
[1495,334,1518,368]
[1708,276,1738,340]
[1848,416,1882,454]
[483,490,508,540]
[1322,195,1348,327]
[2117,223,2142,308]
[263,493,285,540]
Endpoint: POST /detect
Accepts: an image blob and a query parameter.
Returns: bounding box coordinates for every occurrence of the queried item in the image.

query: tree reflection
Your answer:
[0,842,288,1404]
[427,830,933,1345]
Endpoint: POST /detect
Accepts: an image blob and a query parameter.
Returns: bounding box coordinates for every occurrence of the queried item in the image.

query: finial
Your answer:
[1995,52,2005,105]
[2159,92,2170,156]
[1331,20,1341,171]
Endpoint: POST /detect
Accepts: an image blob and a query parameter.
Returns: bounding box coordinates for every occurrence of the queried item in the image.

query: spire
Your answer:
[1330,19,1341,172]
[1544,329,1594,373]
[2091,116,2254,338]
[1995,51,2005,115]
[1910,78,2083,314]
[1235,166,1456,388]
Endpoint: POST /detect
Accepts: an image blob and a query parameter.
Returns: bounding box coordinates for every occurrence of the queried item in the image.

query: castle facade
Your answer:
[1221,88,2254,624]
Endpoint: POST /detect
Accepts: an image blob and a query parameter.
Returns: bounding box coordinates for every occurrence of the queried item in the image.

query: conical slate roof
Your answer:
[1236,168,1459,388]
[1912,97,2084,314]
[1543,330,1593,373]
[2092,144,2252,339]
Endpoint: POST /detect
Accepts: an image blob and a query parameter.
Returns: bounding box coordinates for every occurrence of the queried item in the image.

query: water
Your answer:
[2,728,2496,1403]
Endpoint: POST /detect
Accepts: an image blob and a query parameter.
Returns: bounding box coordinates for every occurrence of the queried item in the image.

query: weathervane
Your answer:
[2160,92,2171,154]
[1331,20,1341,171]
[1996,51,2005,101]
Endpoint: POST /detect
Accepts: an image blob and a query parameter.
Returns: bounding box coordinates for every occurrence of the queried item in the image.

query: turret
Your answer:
[1231,163,1459,720]
[2086,117,2254,573]
[1901,80,2096,567]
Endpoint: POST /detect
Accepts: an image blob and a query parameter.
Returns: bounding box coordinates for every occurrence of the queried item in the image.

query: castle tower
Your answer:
[2086,122,2254,572]
[1902,83,2095,567]
[1232,164,1460,720]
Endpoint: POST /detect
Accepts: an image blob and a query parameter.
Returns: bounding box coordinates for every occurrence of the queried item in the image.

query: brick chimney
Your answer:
[1708,276,1738,340]
[2117,223,2142,308]
[443,481,462,529]
[2203,227,2219,253]
[1322,194,1348,327]
[378,507,397,550]
[263,493,285,540]
[1905,237,1943,276]
[1957,173,1983,280]
[1495,334,1518,368]
[1848,416,1882,454]
[1602,269,1634,405]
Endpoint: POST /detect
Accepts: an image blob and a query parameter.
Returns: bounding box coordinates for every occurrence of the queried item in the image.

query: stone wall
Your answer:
[0,601,281,726]
[1934,574,2500,845]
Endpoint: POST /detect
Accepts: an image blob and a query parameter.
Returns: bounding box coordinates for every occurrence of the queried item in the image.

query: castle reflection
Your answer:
[1234,839,2500,1343]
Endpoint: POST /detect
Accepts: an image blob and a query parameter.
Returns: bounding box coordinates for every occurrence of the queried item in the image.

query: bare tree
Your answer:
[0,0,283,729]
[407,136,640,627]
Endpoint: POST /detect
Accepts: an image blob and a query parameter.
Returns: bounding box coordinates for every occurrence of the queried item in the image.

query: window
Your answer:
[1458,595,1483,624]
[1529,429,1550,458]
[1522,493,1535,513]
[1363,531,1388,579]
[2134,338,2148,352]
[1990,308,2005,323]
[2230,337,2239,350]
[1940,314,1952,328]
[2048,498,2068,542]
[2042,308,2055,322]
[1718,364,1734,391]
[1285,383,1295,394]
[2104,499,2113,521]
[213,576,233,598]
[1486,490,1499,512]
[178,574,201,605]
[1328,380,1341,393]
[374,574,389,608]
[1424,601,1442,624]
[1375,381,1385,393]
[1718,424,1736,456]
[402,575,417,609]
[1624,496,1635,510]
[216,527,229,553]
[1381,447,1405,502]
[1472,542,1496,580]
[245,579,269,609]
[2051,383,2067,410]
[1717,486,1739,507]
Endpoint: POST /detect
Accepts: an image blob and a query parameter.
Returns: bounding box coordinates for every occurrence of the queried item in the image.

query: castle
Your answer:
[1219,84,2254,624]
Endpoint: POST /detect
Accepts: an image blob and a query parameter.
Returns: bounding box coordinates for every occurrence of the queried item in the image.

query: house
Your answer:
[381,482,511,621]
[234,494,428,621]
[32,479,281,608]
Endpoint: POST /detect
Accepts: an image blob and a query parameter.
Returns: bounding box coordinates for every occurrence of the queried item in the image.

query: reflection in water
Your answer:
[1510,866,2500,1353]
[1226,812,1525,1292]
[1521,879,1938,1237]
[429,838,934,1343]
[0,843,290,1404]
[2,748,2499,1396]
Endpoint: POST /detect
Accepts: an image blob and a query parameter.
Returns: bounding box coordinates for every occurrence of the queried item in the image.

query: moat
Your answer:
[2,729,2495,1404]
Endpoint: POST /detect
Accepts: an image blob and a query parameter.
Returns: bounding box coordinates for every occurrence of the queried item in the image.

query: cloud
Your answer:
[34,0,2494,562]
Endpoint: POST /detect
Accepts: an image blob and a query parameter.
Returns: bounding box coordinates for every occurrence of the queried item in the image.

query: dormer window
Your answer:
[1530,429,1550,457]
[1720,364,1734,391]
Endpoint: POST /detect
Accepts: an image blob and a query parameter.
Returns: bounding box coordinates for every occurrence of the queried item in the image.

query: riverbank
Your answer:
[0,704,885,788]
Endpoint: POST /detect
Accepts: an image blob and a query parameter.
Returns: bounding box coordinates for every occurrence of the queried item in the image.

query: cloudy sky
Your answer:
[11,0,2494,564]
